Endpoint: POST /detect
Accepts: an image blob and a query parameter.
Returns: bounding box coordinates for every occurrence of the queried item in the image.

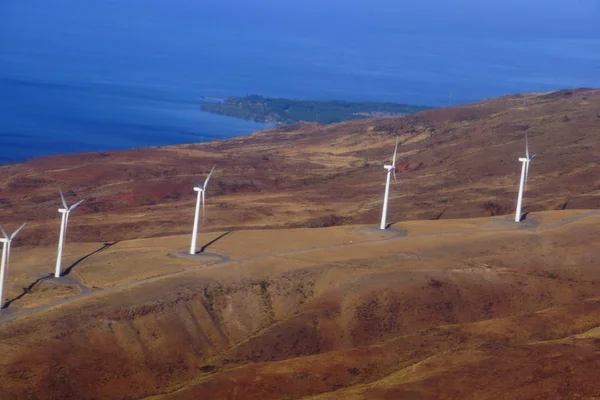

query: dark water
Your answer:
[1,0,599,162]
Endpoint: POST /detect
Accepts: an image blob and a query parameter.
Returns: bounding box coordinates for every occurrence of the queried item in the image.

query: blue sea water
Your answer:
[1,0,599,163]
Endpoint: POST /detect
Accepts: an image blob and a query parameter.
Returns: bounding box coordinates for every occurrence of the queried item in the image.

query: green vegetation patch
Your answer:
[201,95,432,125]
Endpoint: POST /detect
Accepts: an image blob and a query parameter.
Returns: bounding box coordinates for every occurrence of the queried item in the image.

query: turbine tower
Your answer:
[380,137,399,230]
[514,135,536,222]
[0,223,26,309]
[55,189,84,278]
[190,166,215,255]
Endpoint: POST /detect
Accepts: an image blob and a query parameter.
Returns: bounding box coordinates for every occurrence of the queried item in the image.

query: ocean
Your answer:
[1,0,599,163]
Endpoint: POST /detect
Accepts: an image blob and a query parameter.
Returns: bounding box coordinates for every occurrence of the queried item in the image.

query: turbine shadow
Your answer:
[2,242,119,310]
[197,231,231,254]
[431,207,448,220]
[63,241,119,276]
[2,274,53,309]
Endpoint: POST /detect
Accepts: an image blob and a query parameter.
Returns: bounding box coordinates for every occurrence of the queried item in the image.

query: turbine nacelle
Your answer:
[59,189,84,212]
[384,165,394,171]
[193,187,204,193]
[518,157,529,162]
[0,223,26,242]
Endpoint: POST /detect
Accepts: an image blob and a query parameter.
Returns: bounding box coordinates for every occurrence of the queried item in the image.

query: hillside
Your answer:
[1,89,600,399]
[2,212,600,399]
[0,88,598,246]
[200,95,431,124]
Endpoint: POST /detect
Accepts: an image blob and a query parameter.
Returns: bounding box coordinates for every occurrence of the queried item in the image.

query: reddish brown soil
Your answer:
[0,89,599,247]
[1,90,600,399]
[1,212,600,399]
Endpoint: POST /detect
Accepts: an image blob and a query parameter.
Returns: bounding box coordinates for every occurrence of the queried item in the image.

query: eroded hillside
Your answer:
[1,211,600,398]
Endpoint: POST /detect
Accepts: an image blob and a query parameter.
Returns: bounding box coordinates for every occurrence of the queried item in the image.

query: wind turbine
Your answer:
[55,189,84,278]
[515,135,536,222]
[0,223,26,309]
[380,137,399,230]
[190,166,215,255]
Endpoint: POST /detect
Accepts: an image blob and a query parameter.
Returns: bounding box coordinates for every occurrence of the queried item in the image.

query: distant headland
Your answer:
[200,95,432,125]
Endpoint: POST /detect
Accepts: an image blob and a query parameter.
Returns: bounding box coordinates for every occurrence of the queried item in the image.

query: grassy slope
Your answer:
[2,89,600,398]
[1,89,599,247]
[2,212,600,398]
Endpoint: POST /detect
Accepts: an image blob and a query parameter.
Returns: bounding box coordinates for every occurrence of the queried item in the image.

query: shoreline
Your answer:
[199,94,432,125]
[4,87,593,165]
[0,111,274,165]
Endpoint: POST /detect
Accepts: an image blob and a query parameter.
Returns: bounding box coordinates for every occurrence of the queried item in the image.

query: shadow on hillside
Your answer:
[519,211,531,222]
[431,207,449,220]
[2,241,120,309]
[2,274,53,309]
[63,241,120,276]
[197,231,231,254]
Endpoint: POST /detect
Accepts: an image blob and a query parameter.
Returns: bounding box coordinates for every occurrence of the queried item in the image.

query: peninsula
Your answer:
[200,95,431,124]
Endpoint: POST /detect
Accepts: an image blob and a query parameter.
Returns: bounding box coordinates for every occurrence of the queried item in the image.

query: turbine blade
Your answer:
[525,134,529,159]
[59,188,68,209]
[69,199,85,211]
[0,224,8,239]
[10,223,26,240]
[524,160,530,194]
[6,241,10,269]
[203,166,216,189]
[64,212,70,235]
[392,137,399,167]
[202,191,206,223]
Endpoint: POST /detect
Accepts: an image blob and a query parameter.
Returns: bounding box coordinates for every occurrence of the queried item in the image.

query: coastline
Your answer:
[0,84,274,164]
[199,95,432,125]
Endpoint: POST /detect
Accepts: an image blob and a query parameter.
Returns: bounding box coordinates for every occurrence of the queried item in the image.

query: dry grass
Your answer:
[2,89,600,398]
[1,210,600,398]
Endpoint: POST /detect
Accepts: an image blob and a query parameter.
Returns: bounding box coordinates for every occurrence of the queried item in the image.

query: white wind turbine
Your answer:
[55,189,84,278]
[0,223,26,310]
[380,137,400,230]
[515,135,536,222]
[190,166,215,255]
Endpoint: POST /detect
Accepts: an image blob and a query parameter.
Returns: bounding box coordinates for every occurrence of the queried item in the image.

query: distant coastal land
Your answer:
[200,95,432,125]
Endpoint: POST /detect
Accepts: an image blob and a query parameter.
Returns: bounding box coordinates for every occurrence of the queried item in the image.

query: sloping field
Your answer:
[1,90,600,398]
[0,89,599,247]
[1,210,600,398]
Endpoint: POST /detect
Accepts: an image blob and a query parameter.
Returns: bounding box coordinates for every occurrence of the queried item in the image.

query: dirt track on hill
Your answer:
[3,210,597,326]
